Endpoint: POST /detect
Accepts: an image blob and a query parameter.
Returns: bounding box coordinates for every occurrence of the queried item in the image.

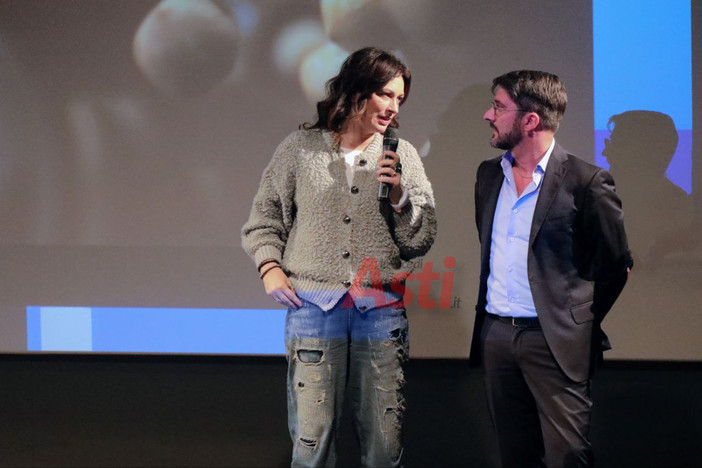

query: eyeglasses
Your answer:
[491,101,527,115]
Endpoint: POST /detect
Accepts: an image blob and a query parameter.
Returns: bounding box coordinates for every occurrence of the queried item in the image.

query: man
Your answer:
[470,70,631,467]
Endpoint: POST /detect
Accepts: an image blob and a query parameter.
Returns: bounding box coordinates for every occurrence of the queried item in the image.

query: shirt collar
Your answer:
[501,138,556,174]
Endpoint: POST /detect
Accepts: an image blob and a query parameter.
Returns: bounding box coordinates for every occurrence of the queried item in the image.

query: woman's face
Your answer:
[353,75,405,137]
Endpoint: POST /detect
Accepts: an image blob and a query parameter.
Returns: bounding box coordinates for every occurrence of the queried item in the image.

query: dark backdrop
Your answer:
[1,356,700,467]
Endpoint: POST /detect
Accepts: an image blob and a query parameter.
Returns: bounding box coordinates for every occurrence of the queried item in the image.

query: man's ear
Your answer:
[523,112,541,132]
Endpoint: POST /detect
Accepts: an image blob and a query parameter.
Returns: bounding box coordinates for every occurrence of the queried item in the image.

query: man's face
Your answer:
[483,86,524,150]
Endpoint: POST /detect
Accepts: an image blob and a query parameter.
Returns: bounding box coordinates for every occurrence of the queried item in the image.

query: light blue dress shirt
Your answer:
[486,139,555,318]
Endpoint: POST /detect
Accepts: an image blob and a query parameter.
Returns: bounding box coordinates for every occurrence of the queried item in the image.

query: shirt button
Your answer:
[342,251,350,259]
[359,159,367,167]
[513,209,519,213]
[509,237,515,242]
[509,298,516,303]
[351,186,359,194]
[343,215,351,224]
[342,280,352,288]
[507,266,513,272]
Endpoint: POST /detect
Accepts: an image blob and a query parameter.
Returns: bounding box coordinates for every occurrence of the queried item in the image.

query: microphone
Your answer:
[378,127,399,200]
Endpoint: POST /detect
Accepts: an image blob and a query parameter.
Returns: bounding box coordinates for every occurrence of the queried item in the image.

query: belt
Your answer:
[487,313,541,328]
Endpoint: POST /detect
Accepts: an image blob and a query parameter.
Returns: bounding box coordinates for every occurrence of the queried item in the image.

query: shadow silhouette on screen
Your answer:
[601,110,701,359]
[602,110,696,267]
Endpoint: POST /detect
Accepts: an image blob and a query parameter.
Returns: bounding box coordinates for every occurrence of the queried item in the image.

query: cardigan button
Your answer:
[359,159,367,167]
[350,186,359,194]
[343,215,351,224]
[342,251,350,259]
[342,280,352,288]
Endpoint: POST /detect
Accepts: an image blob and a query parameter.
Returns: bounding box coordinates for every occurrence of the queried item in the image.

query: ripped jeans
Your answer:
[285,295,409,467]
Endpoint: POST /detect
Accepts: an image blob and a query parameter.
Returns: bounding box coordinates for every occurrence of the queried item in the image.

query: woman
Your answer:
[242,47,436,467]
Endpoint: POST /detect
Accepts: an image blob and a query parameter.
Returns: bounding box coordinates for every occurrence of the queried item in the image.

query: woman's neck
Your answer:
[338,126,375,151]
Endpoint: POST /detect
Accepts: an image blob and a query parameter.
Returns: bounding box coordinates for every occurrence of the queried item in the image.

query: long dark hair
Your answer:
[301,47,411,133]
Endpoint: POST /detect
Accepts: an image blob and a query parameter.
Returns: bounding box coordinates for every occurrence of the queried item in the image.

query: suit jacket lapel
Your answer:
[529,143,569,245]
[480,158,504,248]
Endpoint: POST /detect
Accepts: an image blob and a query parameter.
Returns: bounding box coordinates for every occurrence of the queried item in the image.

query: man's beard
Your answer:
[490,119,522,150]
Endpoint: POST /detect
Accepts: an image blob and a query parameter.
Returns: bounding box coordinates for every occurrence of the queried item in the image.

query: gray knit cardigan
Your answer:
[241,129,436,311]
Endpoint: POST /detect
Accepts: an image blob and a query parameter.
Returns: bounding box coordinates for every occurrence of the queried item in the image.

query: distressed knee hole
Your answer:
[387,328,408,350]
[297,349,323,364]
[389,328,406,341]
[299,437,318,450]
[383,328,409,362]
[384,408,397,423]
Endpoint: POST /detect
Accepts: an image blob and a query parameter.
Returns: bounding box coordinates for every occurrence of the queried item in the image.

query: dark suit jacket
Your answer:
[470,143,631,382]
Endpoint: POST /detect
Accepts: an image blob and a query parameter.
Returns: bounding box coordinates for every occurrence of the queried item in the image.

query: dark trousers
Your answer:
[480,314,593,468]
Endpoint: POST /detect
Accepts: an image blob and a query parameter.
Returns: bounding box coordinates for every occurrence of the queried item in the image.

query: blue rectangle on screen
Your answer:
[41,307,93,351]
[91,307,286,354]
[27,307,287,355]
[27,306,42,351]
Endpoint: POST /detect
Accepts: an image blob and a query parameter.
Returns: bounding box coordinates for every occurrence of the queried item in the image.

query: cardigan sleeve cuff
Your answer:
[254,245,283,269]
[392,199,420,227]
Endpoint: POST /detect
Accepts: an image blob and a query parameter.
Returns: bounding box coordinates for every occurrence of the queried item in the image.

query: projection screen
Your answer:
[0,0,699,360]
